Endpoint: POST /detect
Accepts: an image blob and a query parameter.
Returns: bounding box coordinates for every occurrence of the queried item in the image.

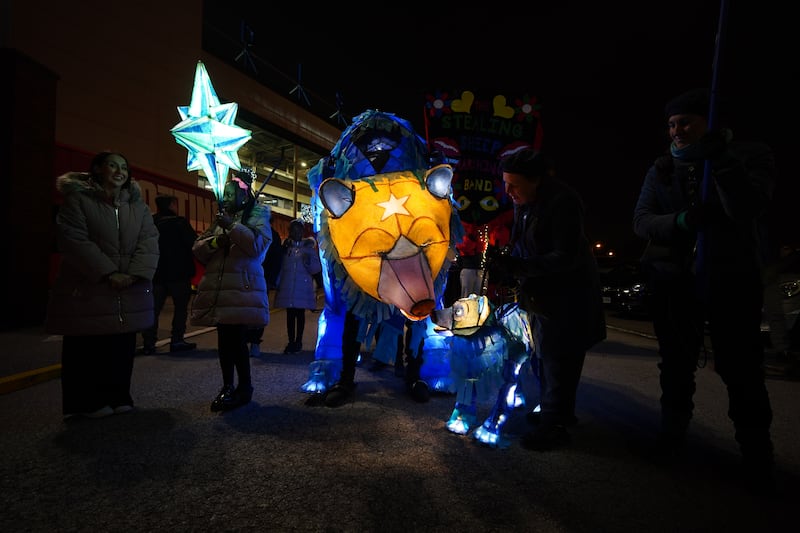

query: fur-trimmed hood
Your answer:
[56,172,144,203]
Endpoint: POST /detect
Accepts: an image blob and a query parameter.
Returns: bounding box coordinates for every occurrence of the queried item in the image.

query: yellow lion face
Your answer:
[320,166,454,319]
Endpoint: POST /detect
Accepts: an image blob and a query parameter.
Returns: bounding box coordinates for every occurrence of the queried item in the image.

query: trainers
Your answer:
[521,424,571,451]
[113,405,134,414]
[170,340,197,353]
[249,343,261,357]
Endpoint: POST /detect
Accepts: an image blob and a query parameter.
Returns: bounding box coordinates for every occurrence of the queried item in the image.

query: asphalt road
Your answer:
[0,308,797,532]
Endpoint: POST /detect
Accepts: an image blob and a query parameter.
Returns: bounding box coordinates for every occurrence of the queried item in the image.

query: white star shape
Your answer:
[170,61,252,203]
[377,193,411,220]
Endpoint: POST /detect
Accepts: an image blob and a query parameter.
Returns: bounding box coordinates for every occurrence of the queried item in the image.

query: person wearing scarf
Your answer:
[633,88,778,496]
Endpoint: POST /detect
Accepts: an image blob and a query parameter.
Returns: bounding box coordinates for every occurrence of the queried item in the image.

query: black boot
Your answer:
[226,384,253,410]
[404,353,429,402]
[324,380,356,408]
[737,425,776,498]
[210,385,235,412]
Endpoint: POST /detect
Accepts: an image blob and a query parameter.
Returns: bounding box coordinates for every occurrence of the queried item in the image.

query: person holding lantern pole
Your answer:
[191,170,272,412]
[633,88,778,496]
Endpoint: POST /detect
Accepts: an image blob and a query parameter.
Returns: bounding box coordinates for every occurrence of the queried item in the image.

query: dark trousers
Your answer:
[216,324,251,388]
[535,344,586,426]
[339,311,362,384]
[142,279,193,347]
[648,273,704,435]
[245,326,263,344]
[649,272,773,463]
[61,332,136,414]
[286,308,306,344]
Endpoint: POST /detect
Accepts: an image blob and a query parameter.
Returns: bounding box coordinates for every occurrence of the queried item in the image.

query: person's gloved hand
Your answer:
[216,212,234,230]
[677,203,713,231]
[213,233,231,250]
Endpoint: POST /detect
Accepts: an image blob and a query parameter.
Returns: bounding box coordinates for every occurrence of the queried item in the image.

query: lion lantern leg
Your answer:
[446,378,479,435]
[472,355,526,448]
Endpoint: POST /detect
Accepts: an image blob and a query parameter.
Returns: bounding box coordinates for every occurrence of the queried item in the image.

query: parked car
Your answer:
[598,262,651,318]
[762,273,800,351]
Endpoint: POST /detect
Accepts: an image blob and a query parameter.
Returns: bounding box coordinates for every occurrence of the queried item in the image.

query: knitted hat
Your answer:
[499,149,549,178]
[664,88,710,118]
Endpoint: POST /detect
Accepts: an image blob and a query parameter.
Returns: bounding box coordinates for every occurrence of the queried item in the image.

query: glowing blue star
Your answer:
[171,61,252,203]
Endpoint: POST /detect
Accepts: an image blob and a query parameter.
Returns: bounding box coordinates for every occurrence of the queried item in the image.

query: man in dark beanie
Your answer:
[633,89,778,496]
[491,148,606,451]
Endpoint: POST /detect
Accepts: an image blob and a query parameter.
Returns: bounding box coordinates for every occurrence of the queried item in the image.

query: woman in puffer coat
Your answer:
[191,173,272,411]
[274,219,322,354]
[46,151,159,419]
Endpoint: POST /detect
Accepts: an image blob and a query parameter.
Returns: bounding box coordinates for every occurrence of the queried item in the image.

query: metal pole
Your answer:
[696,0,729,290]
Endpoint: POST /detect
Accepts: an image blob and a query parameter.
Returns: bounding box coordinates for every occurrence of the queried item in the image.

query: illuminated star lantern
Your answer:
[171,60,252,204]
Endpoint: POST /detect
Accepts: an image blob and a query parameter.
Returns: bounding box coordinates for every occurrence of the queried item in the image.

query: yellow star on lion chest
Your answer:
[377,193,411,221]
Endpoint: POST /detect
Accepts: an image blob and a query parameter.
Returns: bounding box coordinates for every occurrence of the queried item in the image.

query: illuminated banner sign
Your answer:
[424,90,543,267]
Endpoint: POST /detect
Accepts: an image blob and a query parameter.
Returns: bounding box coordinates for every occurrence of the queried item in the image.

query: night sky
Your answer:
[203,1,795,259]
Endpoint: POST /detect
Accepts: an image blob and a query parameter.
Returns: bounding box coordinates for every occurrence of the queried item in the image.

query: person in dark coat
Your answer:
[141,194,197,354]
[492,148,606,451]
[633,88,777,495]
[46,151,159,419]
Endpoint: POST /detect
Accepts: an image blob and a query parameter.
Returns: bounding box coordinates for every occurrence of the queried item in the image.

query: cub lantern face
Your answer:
[319,165,454,319]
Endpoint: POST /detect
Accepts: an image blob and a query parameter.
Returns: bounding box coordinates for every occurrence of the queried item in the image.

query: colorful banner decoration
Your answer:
[424,89,544,270]
[171,61,252,205]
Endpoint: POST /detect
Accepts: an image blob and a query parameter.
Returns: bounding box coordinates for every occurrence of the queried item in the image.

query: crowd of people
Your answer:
[44,85,784,498]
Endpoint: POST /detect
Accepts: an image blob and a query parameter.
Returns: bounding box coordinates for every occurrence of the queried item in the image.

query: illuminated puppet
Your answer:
[430,293,534,448]
[302,110,464,405]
